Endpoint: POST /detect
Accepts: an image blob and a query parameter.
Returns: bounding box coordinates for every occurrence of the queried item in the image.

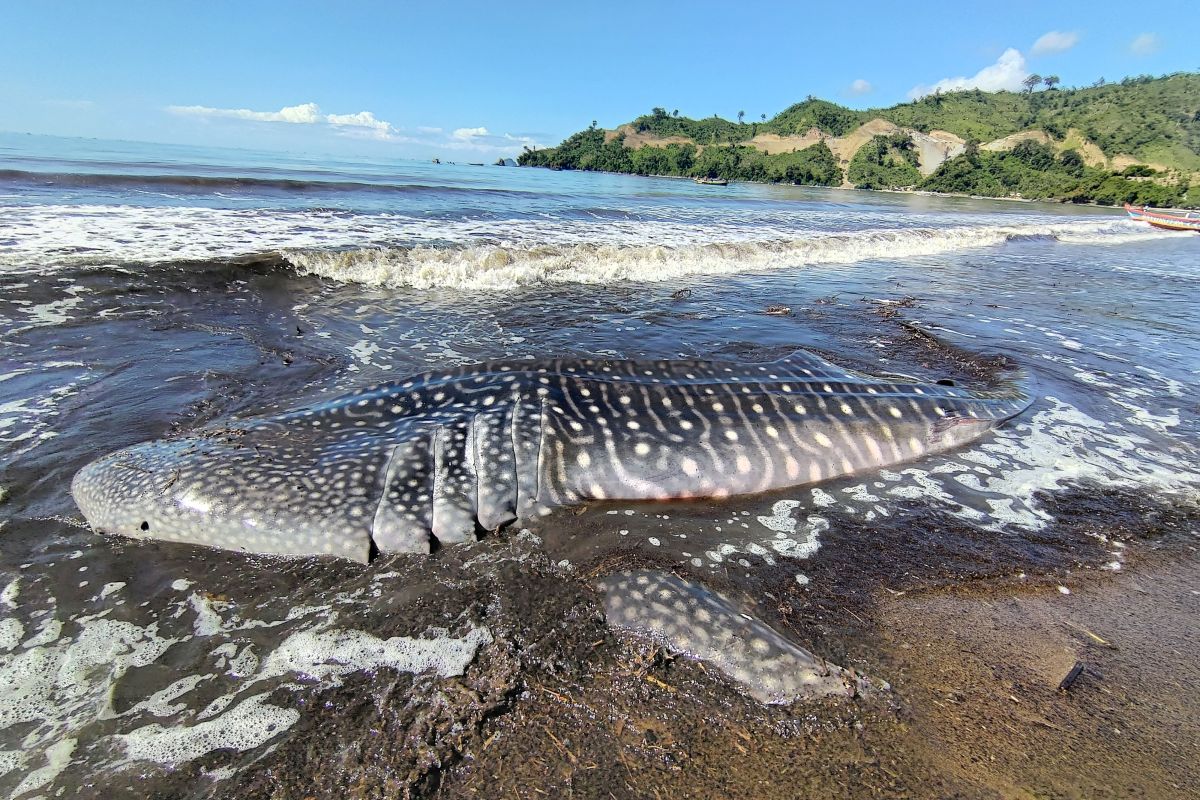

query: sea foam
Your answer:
[0,202,1168,291]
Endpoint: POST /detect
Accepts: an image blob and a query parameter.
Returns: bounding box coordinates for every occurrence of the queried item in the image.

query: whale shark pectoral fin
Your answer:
[370,436,434,555]
[431,421,478,545]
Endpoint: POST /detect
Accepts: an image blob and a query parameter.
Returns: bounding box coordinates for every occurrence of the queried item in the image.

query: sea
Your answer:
[1,132,1198,798]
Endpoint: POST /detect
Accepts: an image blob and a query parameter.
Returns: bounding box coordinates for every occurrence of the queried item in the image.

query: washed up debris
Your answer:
[1057,660,1086,692]
[866,295,920,319]
[1063,621,1118,650]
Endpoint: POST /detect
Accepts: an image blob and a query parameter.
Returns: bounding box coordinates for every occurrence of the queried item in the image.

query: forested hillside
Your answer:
[518,73,1200,207]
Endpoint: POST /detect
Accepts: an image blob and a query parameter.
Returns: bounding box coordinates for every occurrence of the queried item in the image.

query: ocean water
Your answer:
[1,133,1198,797]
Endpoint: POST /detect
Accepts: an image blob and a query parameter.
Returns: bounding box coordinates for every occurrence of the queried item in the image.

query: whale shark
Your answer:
[72,349,1034,562]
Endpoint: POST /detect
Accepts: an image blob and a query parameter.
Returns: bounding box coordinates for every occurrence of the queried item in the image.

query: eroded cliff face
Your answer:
[604,119,1173,187]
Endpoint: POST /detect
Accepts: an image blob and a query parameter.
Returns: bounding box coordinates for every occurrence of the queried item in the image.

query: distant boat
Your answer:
[1125,203,1200,232]
[694,177,728,186]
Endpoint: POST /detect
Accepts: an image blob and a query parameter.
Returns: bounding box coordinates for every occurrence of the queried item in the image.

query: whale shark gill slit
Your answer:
[70,348,1036,563]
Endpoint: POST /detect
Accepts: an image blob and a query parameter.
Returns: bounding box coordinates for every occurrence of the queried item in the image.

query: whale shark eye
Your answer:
[936,379,956,387]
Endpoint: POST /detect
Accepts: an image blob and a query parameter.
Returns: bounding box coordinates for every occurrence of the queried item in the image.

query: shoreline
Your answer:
[525,165,1154,211]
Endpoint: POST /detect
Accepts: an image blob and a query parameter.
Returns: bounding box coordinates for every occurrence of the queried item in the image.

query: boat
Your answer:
[694,177,728,186]
[1124,203,1200,232]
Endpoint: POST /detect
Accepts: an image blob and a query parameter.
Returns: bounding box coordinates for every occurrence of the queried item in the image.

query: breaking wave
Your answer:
[283,222,1168,290]
[0,201,1169,290]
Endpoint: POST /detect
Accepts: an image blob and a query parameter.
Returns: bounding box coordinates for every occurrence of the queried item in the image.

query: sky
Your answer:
[1,1,1195,160]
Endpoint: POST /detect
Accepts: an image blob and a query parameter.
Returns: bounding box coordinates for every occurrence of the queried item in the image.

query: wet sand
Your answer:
[436,535,1199,800]
[171,489,1195,800]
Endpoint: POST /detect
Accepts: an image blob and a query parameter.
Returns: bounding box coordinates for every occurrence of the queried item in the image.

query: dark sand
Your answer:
[196,499,1197,800]
[437,543,1198,800]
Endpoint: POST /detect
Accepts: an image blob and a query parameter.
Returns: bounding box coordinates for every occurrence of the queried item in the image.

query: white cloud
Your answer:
[452,126,490,140]
[442,129,544,153]
[1031,30,1079,55]
[165,101,543,155]
[166,102,399,139]
[1129,32,1160,55]
[324,110,393,134]
[848,79,872,96]
[908,48,1028,99]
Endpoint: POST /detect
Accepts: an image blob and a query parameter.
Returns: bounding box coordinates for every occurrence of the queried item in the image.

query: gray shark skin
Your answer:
[72,350,1034,563]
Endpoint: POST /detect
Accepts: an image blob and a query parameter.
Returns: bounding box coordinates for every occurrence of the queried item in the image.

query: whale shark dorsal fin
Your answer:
[765,349,866,380]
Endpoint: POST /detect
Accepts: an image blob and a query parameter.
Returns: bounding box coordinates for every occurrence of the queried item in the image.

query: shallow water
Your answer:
[1,133,1198,798]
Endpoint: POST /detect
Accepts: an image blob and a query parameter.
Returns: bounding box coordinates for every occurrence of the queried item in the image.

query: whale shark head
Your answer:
[71,420,393,563]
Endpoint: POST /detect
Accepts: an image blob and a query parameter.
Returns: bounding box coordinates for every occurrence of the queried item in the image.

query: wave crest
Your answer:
[283,222,1158,290]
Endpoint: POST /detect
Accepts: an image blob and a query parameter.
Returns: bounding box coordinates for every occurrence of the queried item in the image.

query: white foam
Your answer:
[251,624,492,687]
[0,203,1164,291]
[11,736,76,797]
[0,618,22,651]
[755,499,801,533]
[117,692,299,766]
[1,578,18,609]
[0,613,178,794]
[768,516,828,560]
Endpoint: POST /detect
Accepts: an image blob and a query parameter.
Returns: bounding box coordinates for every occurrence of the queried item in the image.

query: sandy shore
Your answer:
[434,538,1198,799]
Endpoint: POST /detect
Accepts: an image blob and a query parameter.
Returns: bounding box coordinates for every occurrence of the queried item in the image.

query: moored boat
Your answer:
[1124,203,1200,232]
[694,176,729,186]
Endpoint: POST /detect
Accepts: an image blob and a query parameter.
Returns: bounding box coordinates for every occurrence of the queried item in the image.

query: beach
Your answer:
[1,132,1198,799]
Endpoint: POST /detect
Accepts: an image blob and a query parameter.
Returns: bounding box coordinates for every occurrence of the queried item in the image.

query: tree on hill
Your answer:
[738,110,745,124]
[761,113,766,122]
[848,133,922,189]
[1022,74,1042,93]
[1044,75,1060,90]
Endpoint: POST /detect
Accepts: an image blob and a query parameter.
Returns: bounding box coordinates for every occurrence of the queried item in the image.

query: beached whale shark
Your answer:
[72,349,1034,563]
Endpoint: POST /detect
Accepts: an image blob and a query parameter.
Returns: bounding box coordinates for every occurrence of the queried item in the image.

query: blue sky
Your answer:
[1,1,1194,159]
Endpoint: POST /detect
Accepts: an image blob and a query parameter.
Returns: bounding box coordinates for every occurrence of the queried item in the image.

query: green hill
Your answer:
[518,72,1200,207]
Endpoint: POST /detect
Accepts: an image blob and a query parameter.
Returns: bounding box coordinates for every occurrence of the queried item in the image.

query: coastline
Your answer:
[522,164,1152,211]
